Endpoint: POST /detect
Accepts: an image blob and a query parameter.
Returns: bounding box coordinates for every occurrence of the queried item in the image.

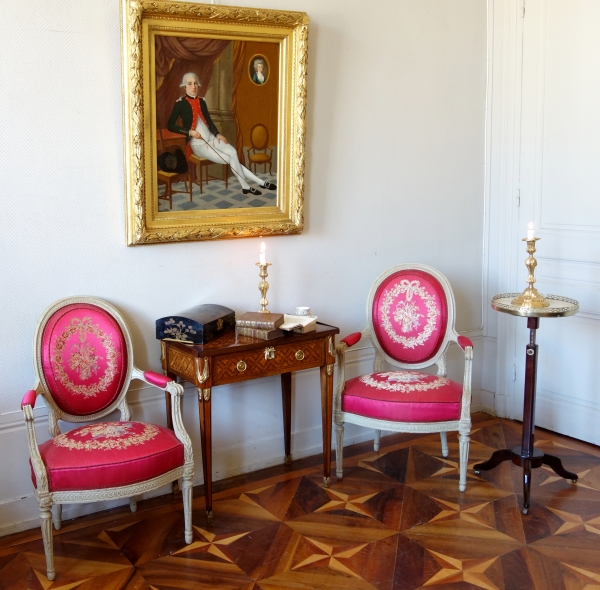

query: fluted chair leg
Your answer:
[182,474,193,544]
[40,506,55,580]
[129,497,137,513]
[335,422,345,480]
[374,429,381,452]
[440,432,449,457]
[52,504,62,530]
[459,429,470,492]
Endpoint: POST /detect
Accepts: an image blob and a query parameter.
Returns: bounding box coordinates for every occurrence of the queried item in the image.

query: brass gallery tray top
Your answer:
[166,322,338,357]
[491,294,579,318]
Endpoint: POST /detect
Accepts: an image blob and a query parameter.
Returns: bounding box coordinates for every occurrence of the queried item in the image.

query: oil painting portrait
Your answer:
[155,39,279,212]
[122,1,308,245]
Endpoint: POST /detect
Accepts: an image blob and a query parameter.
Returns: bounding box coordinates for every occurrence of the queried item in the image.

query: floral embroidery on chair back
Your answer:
[370,268,449,365]
[39,302,129,416]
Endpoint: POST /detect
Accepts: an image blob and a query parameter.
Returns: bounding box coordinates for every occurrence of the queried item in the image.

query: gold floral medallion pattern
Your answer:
[53,422,159,451]
[360,371,450,393]
[52,317,120,397]
[380,280,440,349]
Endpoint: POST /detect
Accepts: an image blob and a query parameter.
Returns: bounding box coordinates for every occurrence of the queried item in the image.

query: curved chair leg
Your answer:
[52,504,62,530]
[181,473,193,544]
[458,428,470,492]
[440,432,449,458]
[129,497,137,513]
[374,429,381,452]
[39,505,55,581]
[335,421,345,480]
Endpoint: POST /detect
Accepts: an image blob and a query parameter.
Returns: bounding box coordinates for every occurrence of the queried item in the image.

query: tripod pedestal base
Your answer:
[474,446,577,514]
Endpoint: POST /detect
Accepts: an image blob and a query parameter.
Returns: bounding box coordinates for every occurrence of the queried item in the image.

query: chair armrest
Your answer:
[21,389,37,409]
[132,367,175,390]
[457,335,474,351]
[143,371,172,389]
[452,335,473,421]
[334,332,364,411]
[22,389,50,494]
[340,332,362,349]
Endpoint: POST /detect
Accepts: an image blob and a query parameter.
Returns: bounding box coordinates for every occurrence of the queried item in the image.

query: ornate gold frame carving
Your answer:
[121,0,309,245]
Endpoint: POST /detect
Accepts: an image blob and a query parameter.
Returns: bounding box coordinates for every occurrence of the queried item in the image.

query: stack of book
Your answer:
[236,312,284,340]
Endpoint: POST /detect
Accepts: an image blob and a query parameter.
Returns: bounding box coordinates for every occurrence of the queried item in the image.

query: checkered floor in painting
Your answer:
[158,172,278,212]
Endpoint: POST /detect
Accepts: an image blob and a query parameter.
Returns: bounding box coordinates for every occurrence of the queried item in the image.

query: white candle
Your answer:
[527,222,535,240]
[259,241,266,265]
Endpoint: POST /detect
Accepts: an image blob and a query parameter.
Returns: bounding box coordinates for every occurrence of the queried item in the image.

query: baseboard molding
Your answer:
[535,392,600,446]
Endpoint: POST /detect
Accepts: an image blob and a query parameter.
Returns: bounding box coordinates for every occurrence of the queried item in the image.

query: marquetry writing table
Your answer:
[160,323,339,522]
[474,294,579,514]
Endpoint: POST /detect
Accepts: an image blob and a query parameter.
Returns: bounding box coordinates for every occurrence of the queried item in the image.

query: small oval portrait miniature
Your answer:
[249,55,269,85]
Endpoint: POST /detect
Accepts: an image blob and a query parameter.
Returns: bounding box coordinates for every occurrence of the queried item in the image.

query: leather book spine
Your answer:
[236,320,279,330]
[236,326,283,340]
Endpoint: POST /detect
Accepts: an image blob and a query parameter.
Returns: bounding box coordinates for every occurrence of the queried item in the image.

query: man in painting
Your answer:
[167,72,275,196]
[252,58,266,84]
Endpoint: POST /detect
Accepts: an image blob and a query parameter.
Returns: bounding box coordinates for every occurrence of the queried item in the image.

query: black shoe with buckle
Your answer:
[242,187,262,195]
[262,182,277,190]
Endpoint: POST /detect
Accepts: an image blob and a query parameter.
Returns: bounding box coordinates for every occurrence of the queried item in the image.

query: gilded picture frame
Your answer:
[121,1,308,245]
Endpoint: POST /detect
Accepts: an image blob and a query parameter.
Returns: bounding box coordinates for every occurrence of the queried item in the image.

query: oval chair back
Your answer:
[367,265,456,369]
[250,124,269,150]
[35,298,133,421]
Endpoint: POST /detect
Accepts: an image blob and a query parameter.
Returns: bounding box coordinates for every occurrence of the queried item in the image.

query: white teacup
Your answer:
[295,307,312,316]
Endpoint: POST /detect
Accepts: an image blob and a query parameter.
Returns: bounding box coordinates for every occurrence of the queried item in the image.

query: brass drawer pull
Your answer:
[295,350,305,361]
[264,346,275,360]
[237,360,247,372]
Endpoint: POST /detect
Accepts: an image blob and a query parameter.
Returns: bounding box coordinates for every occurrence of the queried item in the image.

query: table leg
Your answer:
[542,453,577,481]
[320,364,334,488]
[474,448,514,473]
[281,373,292,465]
[523,460,532,514]
[198,387,213,523]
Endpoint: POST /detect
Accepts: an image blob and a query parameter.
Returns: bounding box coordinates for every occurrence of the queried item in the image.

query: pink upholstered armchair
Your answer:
[334,264,473,491]
[21,297,194,581]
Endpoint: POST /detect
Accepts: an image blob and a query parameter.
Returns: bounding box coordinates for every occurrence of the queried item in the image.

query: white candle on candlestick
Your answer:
[259,241,266,265]
[527,222,535,240]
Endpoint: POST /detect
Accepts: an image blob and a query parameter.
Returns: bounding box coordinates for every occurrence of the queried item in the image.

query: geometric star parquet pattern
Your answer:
[2,414,600,590]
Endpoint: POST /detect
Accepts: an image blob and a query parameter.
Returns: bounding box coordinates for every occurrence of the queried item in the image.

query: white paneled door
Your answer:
[516,0,600,444]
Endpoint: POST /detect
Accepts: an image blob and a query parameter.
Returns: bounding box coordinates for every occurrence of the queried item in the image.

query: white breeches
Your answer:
[189,137,263,190]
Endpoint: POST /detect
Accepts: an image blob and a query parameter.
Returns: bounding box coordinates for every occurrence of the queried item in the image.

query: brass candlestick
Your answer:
[256,262,271,313]
[511,237,549,308]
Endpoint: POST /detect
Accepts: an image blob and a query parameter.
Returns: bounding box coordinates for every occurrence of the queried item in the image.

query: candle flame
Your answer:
[528,222,534,230]
[260,241,266,253]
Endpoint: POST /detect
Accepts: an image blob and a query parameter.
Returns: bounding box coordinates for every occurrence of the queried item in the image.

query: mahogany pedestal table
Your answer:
[474,294,579,514]
[161,323,339,522]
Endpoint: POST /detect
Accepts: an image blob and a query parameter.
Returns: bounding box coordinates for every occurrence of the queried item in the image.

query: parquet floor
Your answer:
[2,414,600,590]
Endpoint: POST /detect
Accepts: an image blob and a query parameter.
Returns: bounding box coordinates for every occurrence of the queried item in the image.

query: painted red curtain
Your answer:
[155,36,230,129]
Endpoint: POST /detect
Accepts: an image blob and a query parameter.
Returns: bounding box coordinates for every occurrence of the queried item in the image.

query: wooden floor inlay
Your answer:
[2,415,600,589]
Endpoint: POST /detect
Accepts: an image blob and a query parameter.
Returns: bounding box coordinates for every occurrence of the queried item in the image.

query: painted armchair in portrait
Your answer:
[334,264,473,491]
[21,297,194,581]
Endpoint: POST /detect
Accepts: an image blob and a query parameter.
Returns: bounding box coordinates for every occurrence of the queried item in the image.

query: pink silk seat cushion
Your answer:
[341,371,462,422]
[32,422,184,492]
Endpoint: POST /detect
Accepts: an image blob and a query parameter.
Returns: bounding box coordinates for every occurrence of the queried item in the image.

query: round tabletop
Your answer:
[491,294,579,318]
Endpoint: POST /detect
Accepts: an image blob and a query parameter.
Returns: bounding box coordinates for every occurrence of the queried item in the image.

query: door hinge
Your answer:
[516,189,521,207]
[512,364,517,382]
[521,0,525,18]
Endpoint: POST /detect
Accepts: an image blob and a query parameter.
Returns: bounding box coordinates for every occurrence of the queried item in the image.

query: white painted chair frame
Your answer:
[334,264,473,491]
[21,296,194,581]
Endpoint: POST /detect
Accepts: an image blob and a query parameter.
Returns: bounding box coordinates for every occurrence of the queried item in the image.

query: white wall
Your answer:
[0,0,487,535]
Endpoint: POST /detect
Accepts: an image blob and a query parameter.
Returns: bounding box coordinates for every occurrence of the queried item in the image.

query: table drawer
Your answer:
[213,339,326,385]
